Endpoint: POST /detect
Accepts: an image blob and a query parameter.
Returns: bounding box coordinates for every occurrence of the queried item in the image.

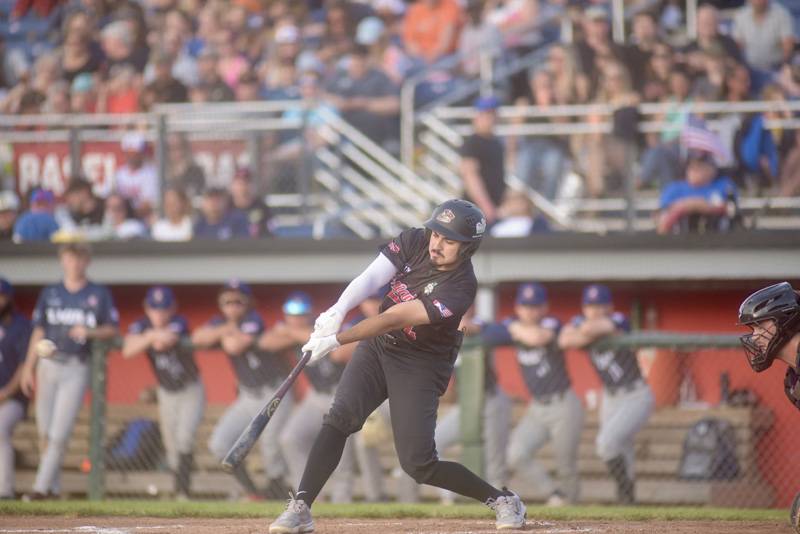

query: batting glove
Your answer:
[313,307,345,337]
[302,333,341,365]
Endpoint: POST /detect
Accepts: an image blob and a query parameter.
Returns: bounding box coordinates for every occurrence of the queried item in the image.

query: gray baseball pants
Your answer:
[33,357,89,495]
[0,398,25,497]
[157,381,205,470]
[507,389,584,502]
[596,382,654,478]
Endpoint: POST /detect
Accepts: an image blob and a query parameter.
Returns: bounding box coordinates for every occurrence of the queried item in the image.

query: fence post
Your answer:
[88,341,108,501]
[458,339,485,476]
[68,126,81,181]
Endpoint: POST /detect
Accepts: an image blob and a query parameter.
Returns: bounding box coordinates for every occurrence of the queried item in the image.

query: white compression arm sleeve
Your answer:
[330,253,397,315]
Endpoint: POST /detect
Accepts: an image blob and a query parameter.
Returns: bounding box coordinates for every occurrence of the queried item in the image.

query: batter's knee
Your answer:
[398,457,437,485]
[595,431,622,461]
[322,408,362,437]
[207,432,226,460]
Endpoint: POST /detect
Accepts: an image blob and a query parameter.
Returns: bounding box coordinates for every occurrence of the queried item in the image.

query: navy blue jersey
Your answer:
[0,312,32,404]
[379,228,476,357]
[128,315,199,391]
[208,311,286,389]
[570,312,642,389]
[32,282,119,361]
[483,316,571,397]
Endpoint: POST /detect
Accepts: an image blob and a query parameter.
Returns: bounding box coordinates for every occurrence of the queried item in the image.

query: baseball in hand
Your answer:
[35,339,57,358]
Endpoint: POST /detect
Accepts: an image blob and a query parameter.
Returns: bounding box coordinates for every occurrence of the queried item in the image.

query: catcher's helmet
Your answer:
[423,199,486,259]
[738,282,800,372]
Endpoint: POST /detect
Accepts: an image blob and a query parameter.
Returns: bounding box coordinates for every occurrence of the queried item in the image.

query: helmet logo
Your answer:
[436,209,455,224]
[475,218,486,236]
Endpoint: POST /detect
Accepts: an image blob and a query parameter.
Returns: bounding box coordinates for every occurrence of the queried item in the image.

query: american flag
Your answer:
[679,117,732,167]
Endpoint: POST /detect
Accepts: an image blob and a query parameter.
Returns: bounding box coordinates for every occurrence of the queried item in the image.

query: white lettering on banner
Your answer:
[16,152,117,196]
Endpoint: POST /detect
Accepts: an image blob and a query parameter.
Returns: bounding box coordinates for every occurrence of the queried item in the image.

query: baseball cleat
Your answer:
[487,489,526,530]
[269,493,314,533]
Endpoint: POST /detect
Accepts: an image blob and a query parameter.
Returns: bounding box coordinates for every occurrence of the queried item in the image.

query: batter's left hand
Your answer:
[302,334,341,365]
[313,308,345,337]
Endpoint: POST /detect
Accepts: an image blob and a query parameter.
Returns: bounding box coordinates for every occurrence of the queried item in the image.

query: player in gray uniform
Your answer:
[266,292,356,503]
[193,279,292,499]
[20,243,119,500]
[0,278,32,499]
[558,284,653,505]
[123,286,205,500]
[483,282,584,505]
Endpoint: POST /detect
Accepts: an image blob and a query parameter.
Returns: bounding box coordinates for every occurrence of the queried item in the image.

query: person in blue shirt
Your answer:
[193,188,250,240]
[20,243,119,500]
[656,148,739,234]
[0,278,32,499]
[12,189,60,243]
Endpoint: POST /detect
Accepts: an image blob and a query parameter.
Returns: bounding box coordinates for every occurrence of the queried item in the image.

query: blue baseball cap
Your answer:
[145,285,175,309]
[283,291,312,316]
[516,282,547,306]
[0,278,13,296]
[221,278,252,296]
[582,284,612,305]
[474,94,500,112]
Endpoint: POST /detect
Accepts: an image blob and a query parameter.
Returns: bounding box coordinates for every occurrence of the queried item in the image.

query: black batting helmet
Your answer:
[423,199,486,259]
[738,282,800,372]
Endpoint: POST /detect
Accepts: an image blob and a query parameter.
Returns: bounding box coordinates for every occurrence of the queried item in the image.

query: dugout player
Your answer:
[482,282,584,506]
[122,286,205,500]
[0,278,32,499]
[558,284,653,505]
[269,199,527,533]
[20,243,119,500]
[263,292,356,503]
[193,279,292,500]
[737,282,800,533]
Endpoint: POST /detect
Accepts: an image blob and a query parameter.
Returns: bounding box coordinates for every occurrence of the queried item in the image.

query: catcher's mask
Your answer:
[738,282,800,372]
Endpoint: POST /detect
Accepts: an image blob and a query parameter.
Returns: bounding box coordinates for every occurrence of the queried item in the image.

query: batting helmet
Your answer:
[423,199,486,259]
[737,282,800,372]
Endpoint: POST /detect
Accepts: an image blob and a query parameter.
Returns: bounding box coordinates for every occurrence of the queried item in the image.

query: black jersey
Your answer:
[128,315,199,391]
[379,228,477,357]
[785,354,800,410]
[570,312,643,389]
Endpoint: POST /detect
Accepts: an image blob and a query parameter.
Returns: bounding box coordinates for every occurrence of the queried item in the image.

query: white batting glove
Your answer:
[313,307,345,338]
[302,334,341,365]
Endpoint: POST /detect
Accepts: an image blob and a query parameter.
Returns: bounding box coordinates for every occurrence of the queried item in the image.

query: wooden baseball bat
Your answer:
[221,350,312,471]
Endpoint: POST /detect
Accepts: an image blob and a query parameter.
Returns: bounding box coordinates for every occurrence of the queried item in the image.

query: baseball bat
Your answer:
[221,350,312,471]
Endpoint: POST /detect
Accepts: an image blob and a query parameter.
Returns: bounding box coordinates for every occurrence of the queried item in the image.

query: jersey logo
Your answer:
[436,209,455,224]
[423,282,437,295]
[389,281,416,303]
[432,299,453,318]
[388,241,400,254]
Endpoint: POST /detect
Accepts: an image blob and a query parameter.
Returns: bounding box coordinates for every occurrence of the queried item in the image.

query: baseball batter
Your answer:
[269,199,526,533]
[483,282,584,505]
[0,278,32,499]
[193,279,292,500]
[20,243,119,499]
[737,282,800,533]
[558,283,653,505]
[122,286,205,500]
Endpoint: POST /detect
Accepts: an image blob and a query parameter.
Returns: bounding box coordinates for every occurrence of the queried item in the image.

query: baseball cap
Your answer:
[145,286,175,309]
[356,17,385,46]
[582,284,612,305]
[0,190,20,212]
[30,188,55,205]
[121,132,147,153]
[0,278,13,296]
[585,5,610,20]
[686,148,716,164]
[516,282,548,306]
[221,278,252,296]
[474,94,500,112]
[283,291,312,316]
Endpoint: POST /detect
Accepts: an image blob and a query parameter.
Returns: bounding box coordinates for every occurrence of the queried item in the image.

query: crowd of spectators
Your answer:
[0,0,799,239]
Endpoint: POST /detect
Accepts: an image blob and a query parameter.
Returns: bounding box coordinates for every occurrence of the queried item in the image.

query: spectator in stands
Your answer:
[0,191,20,241]
[547,44,590,105]
[12,189,59,243]
[259,59,300,101]
[357,16,412,85]
[325,44,400,151]
[114,132,159,219]
[317,1,356,65]
[627,11,660,90]
[657,148,739,234]
[459,95,505,224]
[683,4,743,71]
[166,132,206,201]
[725,62,754,102]
[190,48,234,103]
[61,11,105,83]
[230,169,273,238]
[152,187,194,242]
[102,193,148,240]
[642,41,674,102]
[152,8,198,87]
[733,0,795,77]
[490,190,550,237]
[458,1,503,79]
[574,5,633,99]
[101,20,146,73]
[235,71,261,102]
[403,0,462,65]
[44,81,70,114]
[97,65,142,114]
[214,29,249,91]
[193,187,250,240]
[53,178,105,237]
[69,73,97,113]
[140,50,189,109]
[778,130,800,196]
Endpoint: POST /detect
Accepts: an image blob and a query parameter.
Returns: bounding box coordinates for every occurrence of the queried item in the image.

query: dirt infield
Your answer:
[0,516,792,534]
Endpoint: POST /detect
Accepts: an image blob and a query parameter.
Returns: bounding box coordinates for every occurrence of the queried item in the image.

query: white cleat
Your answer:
[269,494,314,534]
[488,490,527,530]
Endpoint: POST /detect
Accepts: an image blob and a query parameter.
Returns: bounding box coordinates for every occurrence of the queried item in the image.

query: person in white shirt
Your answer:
[114,132,159,219]
[733,0,795,72]
[152,187,193,242]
